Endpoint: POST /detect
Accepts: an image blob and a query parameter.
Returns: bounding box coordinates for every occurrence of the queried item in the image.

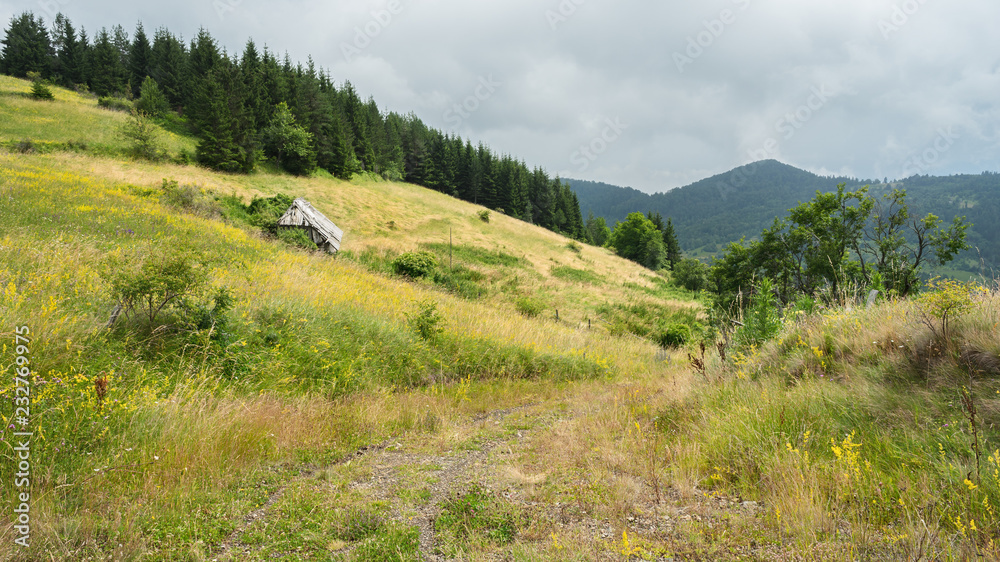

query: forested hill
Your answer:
[570,160,867,252]
[569,161,1000,270]
[0,12,587,240]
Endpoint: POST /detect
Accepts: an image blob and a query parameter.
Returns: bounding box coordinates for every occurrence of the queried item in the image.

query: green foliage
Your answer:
[407,300,445,341]
[392,251,438,278]
[609,212,664,270]
[917,277,985,342]
[261,102,317,176]
[585,212,612,247]
[432,265,486,299]
[1,12,51,78]
[672,257,709,292]
[514,295,545,317]
[434,485,524,555]
[119,109,164,161]
[566,240,582,254]
[134,76,168,118]
[733,278,783,350]
[663,217,682,269]
[276,227,318,251]
[478,209,491,223]
[712,184,971,310]
[243,194,294,234]
[655,323,692,349]
[28,72,54,100]
[98,96,134,112]
[103,245,210,326]
[159,179,222,216]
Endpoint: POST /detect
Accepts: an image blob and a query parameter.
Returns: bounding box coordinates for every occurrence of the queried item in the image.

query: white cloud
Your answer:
[2,0,998,191]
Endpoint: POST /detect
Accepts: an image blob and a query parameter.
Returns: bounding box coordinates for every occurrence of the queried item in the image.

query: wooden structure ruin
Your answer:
[276,198,344,254]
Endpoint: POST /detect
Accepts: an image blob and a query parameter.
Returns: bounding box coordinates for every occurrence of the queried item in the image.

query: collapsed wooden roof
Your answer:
[276,198,343,254]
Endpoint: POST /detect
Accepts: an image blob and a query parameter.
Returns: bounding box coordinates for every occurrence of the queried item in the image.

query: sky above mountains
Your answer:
[3,0,998,193]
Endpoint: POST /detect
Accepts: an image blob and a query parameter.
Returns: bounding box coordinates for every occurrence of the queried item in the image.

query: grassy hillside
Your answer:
[2,76,1000,561]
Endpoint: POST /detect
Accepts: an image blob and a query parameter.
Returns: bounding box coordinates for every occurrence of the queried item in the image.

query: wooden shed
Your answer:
[276,198,344,254]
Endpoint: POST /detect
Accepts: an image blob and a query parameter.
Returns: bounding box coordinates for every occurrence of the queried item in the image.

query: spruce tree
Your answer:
[88,28,126,96]
[149,27,186,107]
[1,12,52,78]
[663,218,683,269]
[128,22,151,98]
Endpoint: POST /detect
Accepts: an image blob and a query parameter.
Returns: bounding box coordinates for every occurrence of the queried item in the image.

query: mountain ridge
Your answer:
[568,160,1000,271]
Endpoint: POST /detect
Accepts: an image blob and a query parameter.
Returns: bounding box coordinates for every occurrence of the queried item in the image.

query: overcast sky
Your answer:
[3,0,998,193]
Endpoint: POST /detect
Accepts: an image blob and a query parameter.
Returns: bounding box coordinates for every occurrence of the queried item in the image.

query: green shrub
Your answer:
[277,227,318,251]
[478,209,490,223]
[392,251,438,278]
[514,295,545,317]
[30,80,54,100]
[98,96,134,112]
[407,300,445,341]
[655,323,692,349]
[119,109,164,161]
[566,241,582,254]
[672,257,709,292]
[103,245,210,327]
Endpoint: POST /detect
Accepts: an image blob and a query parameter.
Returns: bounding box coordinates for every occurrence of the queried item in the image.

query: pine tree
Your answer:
[128,22,151,98]
[88,28,126,96]
[51,13,82,86]
[663,218,683,269]
[194,68,241,172]
[149,27,185,107]
[1,12,52,78]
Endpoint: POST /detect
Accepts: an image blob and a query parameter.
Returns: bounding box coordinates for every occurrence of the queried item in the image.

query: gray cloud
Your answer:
[3,0,997,192]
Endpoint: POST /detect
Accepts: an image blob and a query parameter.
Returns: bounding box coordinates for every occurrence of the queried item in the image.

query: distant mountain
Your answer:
[568,160,1000,272]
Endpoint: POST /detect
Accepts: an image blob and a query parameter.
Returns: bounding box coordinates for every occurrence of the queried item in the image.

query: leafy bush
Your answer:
[245,194,295,234]
[407,300,445,341]
[103,245,209,327]
[392,251,438,278]
[672,257,709,292]
[655,323,692,349]
[160,179,223,217]
[918,277,986,342]
[514,295,545,317]
[478,209,490,223]
[566,241,582,254]
[277,227,318,251]
[98,96,134,112]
